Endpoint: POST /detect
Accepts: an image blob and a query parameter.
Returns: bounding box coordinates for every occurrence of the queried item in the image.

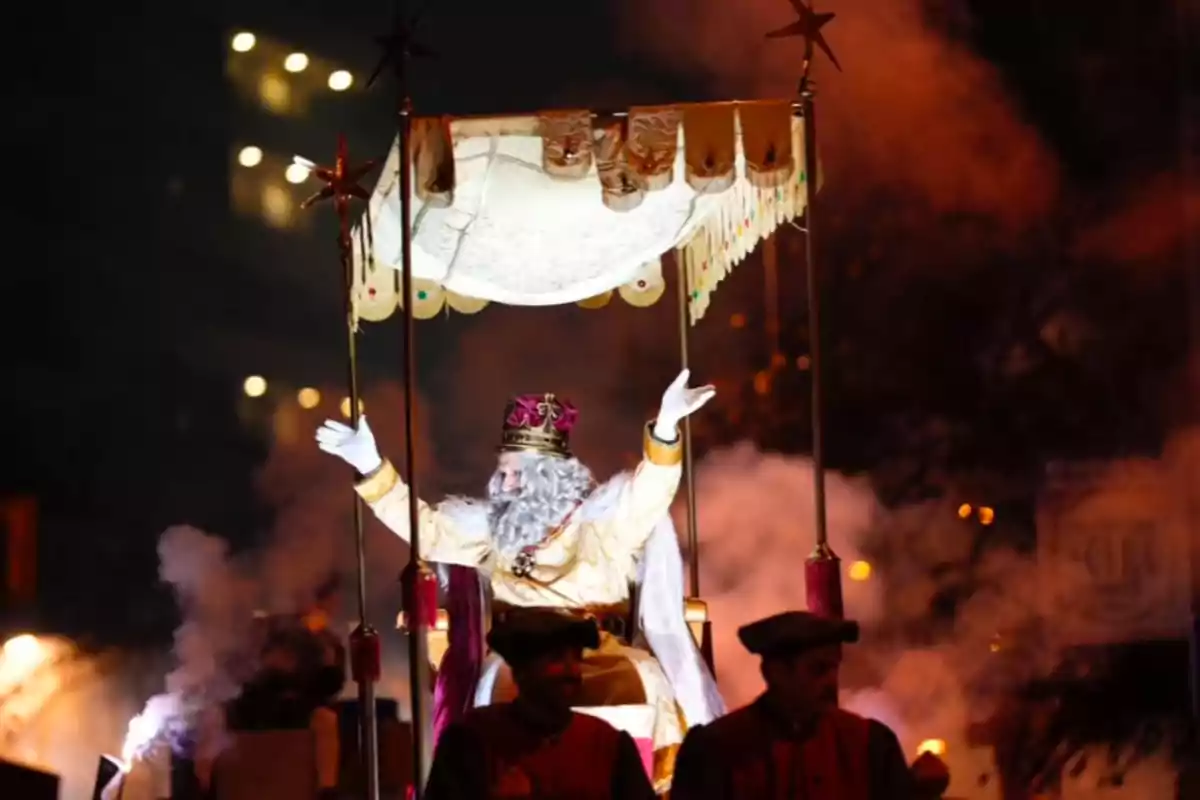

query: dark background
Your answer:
[3,0,1195,653]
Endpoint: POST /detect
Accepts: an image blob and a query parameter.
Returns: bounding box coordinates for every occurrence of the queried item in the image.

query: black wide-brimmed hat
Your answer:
[487,608,600,665]
[737,610,860,658]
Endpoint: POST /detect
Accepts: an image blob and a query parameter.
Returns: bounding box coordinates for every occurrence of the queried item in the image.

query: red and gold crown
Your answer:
[499,393,579,458]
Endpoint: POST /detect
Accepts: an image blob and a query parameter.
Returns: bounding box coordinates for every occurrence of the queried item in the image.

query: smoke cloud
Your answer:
[686,430,1196,796]
[0,640,166,800]
[616,0,1059,229]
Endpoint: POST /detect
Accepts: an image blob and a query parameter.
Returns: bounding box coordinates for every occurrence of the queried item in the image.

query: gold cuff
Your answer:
[644,421,683,466]
[355,460,399,504]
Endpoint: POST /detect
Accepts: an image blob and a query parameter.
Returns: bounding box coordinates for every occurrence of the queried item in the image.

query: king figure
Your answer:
[316,369,725,793]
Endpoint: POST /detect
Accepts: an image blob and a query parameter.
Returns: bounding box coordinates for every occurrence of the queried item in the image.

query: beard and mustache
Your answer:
[485,454,595,558]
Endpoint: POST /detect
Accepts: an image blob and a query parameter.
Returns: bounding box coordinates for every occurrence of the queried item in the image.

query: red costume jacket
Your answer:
[671,695,918,800]
[424,703,655,800]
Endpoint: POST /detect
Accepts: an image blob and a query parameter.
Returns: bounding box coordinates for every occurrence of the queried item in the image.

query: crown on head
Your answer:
[499,393,579,459]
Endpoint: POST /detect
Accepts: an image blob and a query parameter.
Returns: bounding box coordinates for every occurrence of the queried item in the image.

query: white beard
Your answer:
[487,491,566,557]
[484,453,595,558]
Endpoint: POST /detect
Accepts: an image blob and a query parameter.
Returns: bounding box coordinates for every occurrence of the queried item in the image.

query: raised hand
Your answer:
[315,416,383,475]
[653,369,716,441]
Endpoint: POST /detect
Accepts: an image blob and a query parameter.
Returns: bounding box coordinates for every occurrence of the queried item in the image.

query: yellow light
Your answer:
[978,506,996,526]
[848,561,872,581]
[258,74,291,113]
[237,146,263,168]
[243,375,268,398]
[297,388,321,409]
[917,739,947,757]
[231,32,256,53]
[957,503,973,519]
[340,397,365,418]
[753,371,771,396]
[327,70,353,91]
[261,184,294,228]
[284,52,309,73]
[2,633,43,663]
[285,163,311,184]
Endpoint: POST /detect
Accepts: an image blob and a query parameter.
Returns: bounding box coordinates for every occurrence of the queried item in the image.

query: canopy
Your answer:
[350,100,815,325]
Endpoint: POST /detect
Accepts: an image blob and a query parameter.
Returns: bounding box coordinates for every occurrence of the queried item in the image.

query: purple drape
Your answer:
[431,565,485,745]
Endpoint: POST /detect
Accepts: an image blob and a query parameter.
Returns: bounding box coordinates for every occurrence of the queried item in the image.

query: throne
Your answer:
[398,598,713,674]
[398,589,713,787]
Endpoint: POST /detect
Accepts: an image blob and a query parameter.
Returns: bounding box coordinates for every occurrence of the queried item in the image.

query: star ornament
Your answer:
[297,135,378,216]
[765,0,842,72]
[367,0,437,89]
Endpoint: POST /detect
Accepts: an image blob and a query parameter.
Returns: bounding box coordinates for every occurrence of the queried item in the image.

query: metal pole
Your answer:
[1176,0,1200,728]
[339,216,382,800]
[396,50,434,800]
[675,261,701,598]
[764,235,781,368]
[797,46,844,620]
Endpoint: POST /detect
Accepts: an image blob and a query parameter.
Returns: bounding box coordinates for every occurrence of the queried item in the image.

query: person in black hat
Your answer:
[672,610,939,800]
[424,608,655,799]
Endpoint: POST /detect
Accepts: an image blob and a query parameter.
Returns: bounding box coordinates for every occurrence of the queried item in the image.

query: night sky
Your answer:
[5,0,1196,645]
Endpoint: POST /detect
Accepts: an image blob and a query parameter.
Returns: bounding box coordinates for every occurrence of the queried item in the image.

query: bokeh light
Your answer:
[283,52,309,73]
[297,388,321,409]
[231,32,256,53]
[237,146,263,168]
[243,376,268,398]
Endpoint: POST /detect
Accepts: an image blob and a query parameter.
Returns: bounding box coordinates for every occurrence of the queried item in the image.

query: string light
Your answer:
[327,70,353,91]
[957,503,973,519]
[237,146,263,168]
[231,32,256,53]
[848,561,872,581]
[285,163,311,184]
[284,52,309,73]
[243,376,268,398]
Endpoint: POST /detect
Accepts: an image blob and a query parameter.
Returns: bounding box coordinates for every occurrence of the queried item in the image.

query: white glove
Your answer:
[315,416,383,475]
[653,369,716,441]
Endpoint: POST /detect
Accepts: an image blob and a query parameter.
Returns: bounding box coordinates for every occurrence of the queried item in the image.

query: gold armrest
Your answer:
[684,599,708,649]
[395,609,451,671]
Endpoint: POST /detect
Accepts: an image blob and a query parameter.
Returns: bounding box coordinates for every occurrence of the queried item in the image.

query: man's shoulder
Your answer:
[687,702,763,742]
[457,706,623,743]
[565,710,628,740]
[459,703,510,731]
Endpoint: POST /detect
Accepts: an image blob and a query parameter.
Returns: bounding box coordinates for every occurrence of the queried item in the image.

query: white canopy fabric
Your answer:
[350,101,814,325]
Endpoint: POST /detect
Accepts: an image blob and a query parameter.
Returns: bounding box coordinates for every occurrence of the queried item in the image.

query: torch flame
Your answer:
[917,738,947,757]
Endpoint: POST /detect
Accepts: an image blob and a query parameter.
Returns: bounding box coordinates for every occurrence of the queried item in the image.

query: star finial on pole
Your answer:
[766,0,842,77]
[297,135,378,219]
[367,0,437,89]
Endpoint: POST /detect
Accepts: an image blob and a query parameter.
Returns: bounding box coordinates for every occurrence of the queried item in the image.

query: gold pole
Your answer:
[764,236,781,367]
[675,259,701,598]
[398,77,434,800]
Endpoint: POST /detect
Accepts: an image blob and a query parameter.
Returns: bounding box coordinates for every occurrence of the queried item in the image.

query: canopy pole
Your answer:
[1176,0,1200,729]
[369,2,437,794]
[342,214,382,800]
[297,136,383,800]
[798,87,842,620]
[768,0,845,620]
[675,261,701,598]
[398,92,435,800]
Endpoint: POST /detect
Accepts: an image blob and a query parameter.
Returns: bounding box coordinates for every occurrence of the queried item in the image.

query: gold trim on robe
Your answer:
[644,422,684,467]
[356,460,399,504]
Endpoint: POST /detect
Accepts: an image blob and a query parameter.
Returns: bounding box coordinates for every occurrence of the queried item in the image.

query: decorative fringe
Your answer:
[349,113,815,324]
